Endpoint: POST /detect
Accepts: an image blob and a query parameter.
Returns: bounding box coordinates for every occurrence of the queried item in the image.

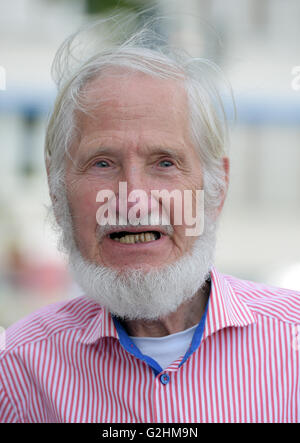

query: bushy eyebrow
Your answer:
[146,146,187,162]
[128,146,188,167]
[75,146,118,167]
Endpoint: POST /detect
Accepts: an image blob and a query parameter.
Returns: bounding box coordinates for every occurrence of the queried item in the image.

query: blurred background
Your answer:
[0,0,299,328]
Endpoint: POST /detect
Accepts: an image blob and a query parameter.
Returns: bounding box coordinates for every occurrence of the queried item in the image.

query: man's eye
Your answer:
[158,160,174,168]
[95,160,110,168]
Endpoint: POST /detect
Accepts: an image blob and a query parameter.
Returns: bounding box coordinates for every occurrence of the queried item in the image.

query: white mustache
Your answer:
[96,214,174,242]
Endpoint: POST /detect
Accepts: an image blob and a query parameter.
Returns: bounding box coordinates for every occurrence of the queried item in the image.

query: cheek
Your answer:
[67,179,100,230]
[170,175,203,224]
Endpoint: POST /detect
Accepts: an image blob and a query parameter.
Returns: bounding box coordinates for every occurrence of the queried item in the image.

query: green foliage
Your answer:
[85,0,146,15]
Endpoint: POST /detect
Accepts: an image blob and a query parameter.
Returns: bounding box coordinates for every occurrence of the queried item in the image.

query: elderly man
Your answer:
[0,21,299,423]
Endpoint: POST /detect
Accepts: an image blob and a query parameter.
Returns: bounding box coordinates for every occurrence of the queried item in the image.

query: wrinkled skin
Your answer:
[66,72,205,271]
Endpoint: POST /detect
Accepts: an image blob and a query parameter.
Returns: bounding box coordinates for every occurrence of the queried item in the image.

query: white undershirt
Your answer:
[129,323,198,370]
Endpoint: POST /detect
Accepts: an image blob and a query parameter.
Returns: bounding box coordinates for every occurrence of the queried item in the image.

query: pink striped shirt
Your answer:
[0,267,299,423]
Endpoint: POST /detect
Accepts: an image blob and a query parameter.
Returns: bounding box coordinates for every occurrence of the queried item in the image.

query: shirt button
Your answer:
[160,374,170,385]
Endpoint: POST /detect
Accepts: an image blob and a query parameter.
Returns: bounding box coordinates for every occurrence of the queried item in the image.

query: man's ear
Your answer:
[216,156,230,216]
[223,156,230,187]
[45,157,54,203]
[45,157,60,226]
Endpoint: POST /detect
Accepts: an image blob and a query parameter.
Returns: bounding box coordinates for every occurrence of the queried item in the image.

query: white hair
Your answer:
[45,15,232,247]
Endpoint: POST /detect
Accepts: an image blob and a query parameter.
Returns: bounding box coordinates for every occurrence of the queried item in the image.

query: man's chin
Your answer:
[105,262,163,275]
[79,253,161,275]
[67,228,215,321]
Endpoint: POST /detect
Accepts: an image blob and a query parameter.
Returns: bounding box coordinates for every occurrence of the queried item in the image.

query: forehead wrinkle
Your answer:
[81,101,185,128]
[81,74,188,119]
[78,127,188,151]
[74,74,192,161]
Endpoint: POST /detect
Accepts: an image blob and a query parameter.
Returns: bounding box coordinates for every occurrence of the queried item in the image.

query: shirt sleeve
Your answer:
[0,372,19,423]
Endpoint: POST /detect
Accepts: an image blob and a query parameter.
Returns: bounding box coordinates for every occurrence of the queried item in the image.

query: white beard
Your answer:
[55,186,216,320]
[67,220,216,321]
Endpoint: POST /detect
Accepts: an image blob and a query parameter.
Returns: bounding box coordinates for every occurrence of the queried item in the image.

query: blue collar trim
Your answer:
[113,298,209,376]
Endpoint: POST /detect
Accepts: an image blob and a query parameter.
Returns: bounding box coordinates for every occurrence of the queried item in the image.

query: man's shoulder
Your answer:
[223,271,300,324]
[1,296,102,355]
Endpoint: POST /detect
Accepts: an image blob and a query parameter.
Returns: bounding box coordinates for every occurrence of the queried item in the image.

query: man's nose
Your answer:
[122,165,144,195]
[116,165,152,220]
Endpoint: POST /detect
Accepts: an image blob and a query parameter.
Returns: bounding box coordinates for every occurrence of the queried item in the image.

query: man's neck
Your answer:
[121,279,210,338]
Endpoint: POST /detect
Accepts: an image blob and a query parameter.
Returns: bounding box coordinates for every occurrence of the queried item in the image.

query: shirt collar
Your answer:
[79,303,118,344]
[78,266,257,345]
[202,266,257,341]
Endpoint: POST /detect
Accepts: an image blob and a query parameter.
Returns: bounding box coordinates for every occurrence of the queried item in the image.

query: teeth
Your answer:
[114,232,157,244]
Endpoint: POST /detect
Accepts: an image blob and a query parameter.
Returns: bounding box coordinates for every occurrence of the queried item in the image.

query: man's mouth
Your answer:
[109,230,162,244]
